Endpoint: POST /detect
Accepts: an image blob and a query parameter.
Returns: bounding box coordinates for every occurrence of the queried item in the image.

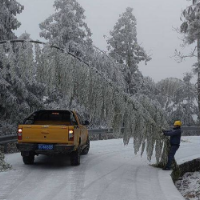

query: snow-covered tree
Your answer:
[156,75,198,125]
[156,78,182,111]
[138,76,159,100]
[172,73,198,125]
[178,1,200,110]
[39,0,93,57]
[33,44,168,163]
[0,39,170,166]
[141,75,198,126]
[106,7,151,94]
[0,0,24,40]
[16,33,35,84]
[0,40,45,134]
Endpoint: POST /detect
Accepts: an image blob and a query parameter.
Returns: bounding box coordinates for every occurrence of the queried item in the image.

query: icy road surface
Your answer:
[1,137,199,200]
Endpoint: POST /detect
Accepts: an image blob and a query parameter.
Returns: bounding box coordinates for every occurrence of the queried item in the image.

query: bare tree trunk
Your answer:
[198,39,200,111]
[193,0,200,112]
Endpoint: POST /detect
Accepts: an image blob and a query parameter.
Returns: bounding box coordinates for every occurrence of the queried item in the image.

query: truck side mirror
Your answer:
[84,120,90,126]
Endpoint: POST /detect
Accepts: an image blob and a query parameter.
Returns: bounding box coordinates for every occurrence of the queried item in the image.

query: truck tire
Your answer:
[70,148,80,166]
[23,155,35,165]
[81,138,90,155]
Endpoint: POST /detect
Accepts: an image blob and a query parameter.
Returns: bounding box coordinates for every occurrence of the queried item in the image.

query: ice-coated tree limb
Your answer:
[174,46,197,63]
[0,40,168,164]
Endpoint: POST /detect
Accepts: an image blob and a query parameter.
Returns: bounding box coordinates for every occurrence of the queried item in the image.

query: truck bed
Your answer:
[18,124,74,144]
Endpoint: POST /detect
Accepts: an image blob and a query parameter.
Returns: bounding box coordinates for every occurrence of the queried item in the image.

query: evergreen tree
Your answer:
[0,0,24,40]
[39,0,93,56]
[107,7,150,71]
[107,7,150,94]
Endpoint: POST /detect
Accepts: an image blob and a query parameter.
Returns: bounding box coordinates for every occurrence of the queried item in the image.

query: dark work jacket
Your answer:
[163,127,182,146]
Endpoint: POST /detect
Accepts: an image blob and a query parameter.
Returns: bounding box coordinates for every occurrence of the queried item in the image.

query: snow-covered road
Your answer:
[0,137,199,200]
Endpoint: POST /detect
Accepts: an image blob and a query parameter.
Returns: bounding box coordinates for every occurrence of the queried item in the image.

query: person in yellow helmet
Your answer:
[162,121,182,170]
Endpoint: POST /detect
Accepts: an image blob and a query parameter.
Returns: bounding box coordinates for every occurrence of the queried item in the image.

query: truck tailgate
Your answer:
[20,125,70,144]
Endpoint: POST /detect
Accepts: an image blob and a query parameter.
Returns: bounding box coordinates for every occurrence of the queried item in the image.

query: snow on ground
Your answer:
[0,137,199,200]
[175,137,200,200]
[176,137,200,165]
[175,172,200,200]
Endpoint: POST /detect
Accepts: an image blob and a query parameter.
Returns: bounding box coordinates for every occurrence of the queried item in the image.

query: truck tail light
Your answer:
[68,129,74,141]
[18,128,23,140]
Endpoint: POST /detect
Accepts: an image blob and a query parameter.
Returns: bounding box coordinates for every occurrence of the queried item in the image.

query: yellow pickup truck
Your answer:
[16,110,90,166]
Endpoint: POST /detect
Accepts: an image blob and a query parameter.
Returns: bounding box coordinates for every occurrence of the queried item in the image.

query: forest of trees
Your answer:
[0,0,199,168]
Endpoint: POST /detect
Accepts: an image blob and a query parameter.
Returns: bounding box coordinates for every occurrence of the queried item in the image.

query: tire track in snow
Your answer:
[1,139,174,200]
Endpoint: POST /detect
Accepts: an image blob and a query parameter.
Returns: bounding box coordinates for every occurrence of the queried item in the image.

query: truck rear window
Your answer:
[35,111,70,121]
[24,110,75,125]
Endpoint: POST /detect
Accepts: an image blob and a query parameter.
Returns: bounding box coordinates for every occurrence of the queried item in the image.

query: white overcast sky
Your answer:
[15,0,196,83]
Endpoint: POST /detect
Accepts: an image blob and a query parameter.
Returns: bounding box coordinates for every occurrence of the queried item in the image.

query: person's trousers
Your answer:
[166,145,179,168]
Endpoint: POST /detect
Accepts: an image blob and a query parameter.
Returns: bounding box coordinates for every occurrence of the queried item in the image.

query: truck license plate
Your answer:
[38,144,53,150]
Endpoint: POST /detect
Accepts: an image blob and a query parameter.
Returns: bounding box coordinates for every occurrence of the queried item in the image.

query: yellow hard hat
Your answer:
[174,121,182,126]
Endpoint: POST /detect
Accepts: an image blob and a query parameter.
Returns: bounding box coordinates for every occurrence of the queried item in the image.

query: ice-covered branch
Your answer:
[0,41,169,164]
[174,46,197,63]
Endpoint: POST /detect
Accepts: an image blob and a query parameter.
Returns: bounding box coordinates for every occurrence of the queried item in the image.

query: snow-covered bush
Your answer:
[0,149,11,171]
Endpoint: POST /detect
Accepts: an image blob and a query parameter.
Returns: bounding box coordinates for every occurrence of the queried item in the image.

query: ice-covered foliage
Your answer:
[34,44,168,163]
[0,40,44,134]
[0,0,24,40]
[140,77,159,100]
[39,0,93,58]
[107,7,150,67]
[157,78,183,110]
[173,73,198,125]
[141,75,198,125]
[181,2,200,44]
[179,1,200,112]
[155,75,198,125]
[0,40,169,164]
[106,7,151,94]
